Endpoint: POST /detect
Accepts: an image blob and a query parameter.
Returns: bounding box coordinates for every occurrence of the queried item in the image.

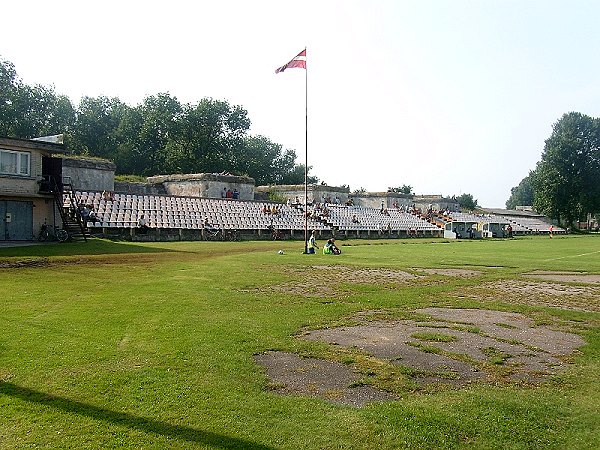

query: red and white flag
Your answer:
[275,49,306,74]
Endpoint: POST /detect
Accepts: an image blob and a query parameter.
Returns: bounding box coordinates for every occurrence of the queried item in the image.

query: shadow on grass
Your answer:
[0,238,177,259]
[0,381,274,450]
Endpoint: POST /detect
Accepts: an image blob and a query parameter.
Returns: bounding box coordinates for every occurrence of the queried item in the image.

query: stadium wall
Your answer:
[62,157,116,192]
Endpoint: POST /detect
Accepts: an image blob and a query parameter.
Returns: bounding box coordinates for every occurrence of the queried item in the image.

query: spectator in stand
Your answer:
[203,218,219,233]
[221,187,227,199]
[87,208,100,225]
[78,204,90,223]
[138,215,148,234]
[232,189,239,199]
[226,189,233,199]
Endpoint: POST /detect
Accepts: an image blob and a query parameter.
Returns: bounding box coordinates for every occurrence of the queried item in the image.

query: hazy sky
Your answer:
[3,0,600,207]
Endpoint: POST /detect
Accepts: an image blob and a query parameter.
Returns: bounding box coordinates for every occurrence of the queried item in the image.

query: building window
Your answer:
[0,149,30,176]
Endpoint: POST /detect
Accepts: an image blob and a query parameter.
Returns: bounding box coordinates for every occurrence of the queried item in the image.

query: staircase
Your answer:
[48,177,89,242]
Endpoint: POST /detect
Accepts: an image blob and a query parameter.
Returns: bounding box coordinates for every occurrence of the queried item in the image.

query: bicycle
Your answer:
[223,229,240,241]
[204,227,222,241]
[38,224,69,243]
[267,225,285,240]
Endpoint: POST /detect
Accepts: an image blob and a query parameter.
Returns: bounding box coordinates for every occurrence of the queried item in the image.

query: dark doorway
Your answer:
[41,156,63,192]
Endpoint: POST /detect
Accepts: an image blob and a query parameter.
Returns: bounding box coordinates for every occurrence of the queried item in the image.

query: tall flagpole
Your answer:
[304,46,309,254]
[274,48,308,253]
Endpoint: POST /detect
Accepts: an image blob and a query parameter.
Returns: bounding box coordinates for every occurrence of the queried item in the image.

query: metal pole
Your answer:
[304,46,309,254]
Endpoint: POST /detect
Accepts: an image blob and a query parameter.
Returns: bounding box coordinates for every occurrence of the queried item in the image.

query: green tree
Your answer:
[505,173,535,210]
[0,56,317,186]
[112,106,144,175]
[0,58,21,136]
[532,112,600,226]
[166,98,250,174]
[389,185,413,194]
[0,58,75,138]
[456,193,478,210]
[70,96,129,159]
[134,93,183,176]
[233,135,286,185]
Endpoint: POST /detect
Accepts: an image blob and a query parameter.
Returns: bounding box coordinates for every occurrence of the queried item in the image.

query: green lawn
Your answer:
[1,235,599,449]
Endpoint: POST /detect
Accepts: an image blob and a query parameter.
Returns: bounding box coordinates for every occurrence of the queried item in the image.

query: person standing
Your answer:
[308,230,318,254]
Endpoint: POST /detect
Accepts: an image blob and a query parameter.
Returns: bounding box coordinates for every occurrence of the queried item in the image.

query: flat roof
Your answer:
[0,136,65,153]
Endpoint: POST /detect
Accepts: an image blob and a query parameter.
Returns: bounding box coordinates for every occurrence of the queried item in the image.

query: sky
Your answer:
[3,0,600,208]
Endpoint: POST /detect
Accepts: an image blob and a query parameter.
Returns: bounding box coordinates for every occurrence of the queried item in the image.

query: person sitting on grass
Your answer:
[323,238,341,255]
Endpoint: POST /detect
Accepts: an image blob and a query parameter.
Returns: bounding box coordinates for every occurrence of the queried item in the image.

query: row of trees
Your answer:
[0,57,315,185]
[1,56,484,203]
[507,112,600,227]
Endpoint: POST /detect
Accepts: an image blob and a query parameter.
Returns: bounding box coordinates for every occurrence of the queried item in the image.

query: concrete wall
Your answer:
[412,195,459,212]
[114,181,167,195]
[350,192,414,209]
[62,157,116,192]
[255,186,459,211]
[255,184,350,205]
[147,173,255,200]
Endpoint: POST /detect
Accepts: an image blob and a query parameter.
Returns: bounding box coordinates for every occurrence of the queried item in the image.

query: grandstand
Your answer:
[62,190,565,242]
[481,208,565,235]
[323,205,440,236]
[65,191,443,240]
[500,215,564,234]
[438,210,564,237]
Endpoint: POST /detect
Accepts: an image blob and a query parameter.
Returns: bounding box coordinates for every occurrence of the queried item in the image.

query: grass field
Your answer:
[1,235,599,449]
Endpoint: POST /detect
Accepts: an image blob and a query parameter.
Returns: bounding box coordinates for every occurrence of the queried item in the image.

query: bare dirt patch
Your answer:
[245,265,422,298]
[255,308,585,406]
[411,268,482,277]
[458,280,600,312]
[0,258,50,269]
[524,270,600,284]
[254,352,396,407]
[309,265,422,283]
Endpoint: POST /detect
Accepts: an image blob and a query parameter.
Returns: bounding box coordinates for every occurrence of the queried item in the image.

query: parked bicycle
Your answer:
[223,229,240,241]
[268,224,285,240]
[205,228,240,241]
[38,224,69,243]
[204,227,221,241]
